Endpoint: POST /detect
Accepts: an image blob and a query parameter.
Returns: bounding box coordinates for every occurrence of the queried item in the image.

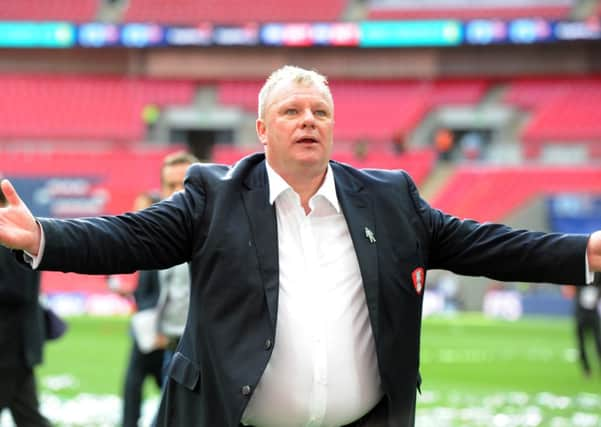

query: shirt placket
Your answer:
[300,212,328,427]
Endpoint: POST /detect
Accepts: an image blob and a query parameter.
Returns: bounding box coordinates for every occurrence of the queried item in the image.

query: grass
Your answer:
[420,313,599,394]
[39,315,133,398]
[30,313,601,426]
[418,314,601,426]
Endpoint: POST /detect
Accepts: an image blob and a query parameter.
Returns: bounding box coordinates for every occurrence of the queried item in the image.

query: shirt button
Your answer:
[241,385,252,396]
[264,339,272,350]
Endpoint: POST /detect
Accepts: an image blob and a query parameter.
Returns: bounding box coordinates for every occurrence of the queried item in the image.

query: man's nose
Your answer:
[301,109,316,127]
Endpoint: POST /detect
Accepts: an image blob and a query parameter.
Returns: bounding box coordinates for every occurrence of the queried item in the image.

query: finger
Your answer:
[0,179,21,207]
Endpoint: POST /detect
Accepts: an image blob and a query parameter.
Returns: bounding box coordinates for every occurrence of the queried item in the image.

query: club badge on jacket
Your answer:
[412,267,425,295]
[364,227,376,243]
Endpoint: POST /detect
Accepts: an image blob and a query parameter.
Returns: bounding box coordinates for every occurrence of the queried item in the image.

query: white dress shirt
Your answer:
[241,164,383,427]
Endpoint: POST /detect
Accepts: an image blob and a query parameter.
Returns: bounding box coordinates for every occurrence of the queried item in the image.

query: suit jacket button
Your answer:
[241,385,252,396]
[264,339,272,350]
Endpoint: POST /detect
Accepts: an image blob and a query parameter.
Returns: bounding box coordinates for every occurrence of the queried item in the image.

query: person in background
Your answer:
[391,128,406,155]
[434,127,454,161]
[1,66,601,427]
[568,273,601,378]
[0,187,51,427]
[108,190,164,427]
[153,152,198,378]
[111,149,198,425]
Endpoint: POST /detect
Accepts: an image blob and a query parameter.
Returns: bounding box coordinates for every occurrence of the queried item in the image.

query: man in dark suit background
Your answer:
[0,188,51,427]
[1,65,601,427]
[573,275,601,377]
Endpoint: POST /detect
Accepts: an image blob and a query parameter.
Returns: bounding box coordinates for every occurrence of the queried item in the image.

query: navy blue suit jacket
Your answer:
[35,153,589,426]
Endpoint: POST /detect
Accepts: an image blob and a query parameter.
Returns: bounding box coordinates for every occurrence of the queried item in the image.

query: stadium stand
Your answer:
[0,147,177,214]
[218,79,488,146]
[123,0,346,24]
[0,0,98,22]
[366,0,574,20]
[430,166,601,222]
[503,77,601,158]
[0,74,195,141]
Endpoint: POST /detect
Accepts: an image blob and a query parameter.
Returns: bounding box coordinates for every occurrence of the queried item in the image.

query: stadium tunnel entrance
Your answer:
[151,101,255,161]
[169,128,235,161]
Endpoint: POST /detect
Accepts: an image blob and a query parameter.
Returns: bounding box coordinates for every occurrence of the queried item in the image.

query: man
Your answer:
[0,188,51,427]
[111,151,197,427]
[153,152,197,376]
[572,276,601,377]
[0,65,600,427]
[108,190,164,427]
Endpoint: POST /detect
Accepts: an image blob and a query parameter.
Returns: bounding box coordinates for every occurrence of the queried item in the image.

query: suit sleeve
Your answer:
[0,247,40,305]
[404,172,589,286]
[36,167,207,275]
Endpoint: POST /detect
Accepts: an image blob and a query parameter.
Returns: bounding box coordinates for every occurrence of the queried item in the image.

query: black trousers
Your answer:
[121,341,165,427]
[0,366,51,427]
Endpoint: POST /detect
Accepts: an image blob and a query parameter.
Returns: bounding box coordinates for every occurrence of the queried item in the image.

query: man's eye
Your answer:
[315,110,328,117]
[285,108,298,115]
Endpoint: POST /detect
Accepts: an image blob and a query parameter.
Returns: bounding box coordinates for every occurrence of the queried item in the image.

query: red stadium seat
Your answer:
[503,77,601,157]
[431,166,601,222]
[123,0,345,24]
[0,0,98,22]
[367,5,571,20]
[0,75,195,141]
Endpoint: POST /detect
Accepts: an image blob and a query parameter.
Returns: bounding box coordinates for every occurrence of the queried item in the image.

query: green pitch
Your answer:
[33,314,600,426]
[419,314,600,426]
[39,315,133,397]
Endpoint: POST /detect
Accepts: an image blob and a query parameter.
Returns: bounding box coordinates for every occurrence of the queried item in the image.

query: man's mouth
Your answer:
[296,137,318,144]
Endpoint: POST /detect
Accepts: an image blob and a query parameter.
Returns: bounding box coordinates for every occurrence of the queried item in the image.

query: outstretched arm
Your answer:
[0,179,41,255]
[587,231,601,272]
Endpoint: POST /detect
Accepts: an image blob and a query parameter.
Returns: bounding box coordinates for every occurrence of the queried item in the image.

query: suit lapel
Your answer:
[241,163,279,327]
[333,163,380,343]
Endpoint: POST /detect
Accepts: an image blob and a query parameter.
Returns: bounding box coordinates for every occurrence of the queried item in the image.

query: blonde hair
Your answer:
[160,151,199,185]
[257,65,333,119]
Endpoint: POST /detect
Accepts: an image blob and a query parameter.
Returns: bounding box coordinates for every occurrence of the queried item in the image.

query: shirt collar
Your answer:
[265,161,341,213]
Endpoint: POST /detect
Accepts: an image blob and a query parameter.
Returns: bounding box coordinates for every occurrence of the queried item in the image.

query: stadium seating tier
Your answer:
[0,0,97,22]
[0,75,195,141]
[123,0,346,24]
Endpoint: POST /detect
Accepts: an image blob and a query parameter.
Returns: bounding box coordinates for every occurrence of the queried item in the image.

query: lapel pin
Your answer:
[364,227,376,243]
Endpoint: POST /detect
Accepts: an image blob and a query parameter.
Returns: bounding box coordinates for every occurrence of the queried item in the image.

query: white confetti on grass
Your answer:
[0,393,159,427]
[416,391,601,427]
[1,388,598,427]
[43,374,80,391]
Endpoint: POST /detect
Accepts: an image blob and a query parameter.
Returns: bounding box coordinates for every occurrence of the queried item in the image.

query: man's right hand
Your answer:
[0,179,41,256]
[155,333,170,349]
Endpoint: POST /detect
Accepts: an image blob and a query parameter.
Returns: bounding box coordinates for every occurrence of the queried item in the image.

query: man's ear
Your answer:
[256,119,268,146]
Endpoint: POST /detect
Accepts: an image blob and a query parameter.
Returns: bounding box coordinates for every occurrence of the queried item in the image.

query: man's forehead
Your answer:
[162,162,190,179]
[267,81,332,108]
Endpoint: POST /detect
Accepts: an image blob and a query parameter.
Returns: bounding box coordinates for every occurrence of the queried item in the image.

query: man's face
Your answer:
[256,80,334,178]
[133,194,153,211]
[160,163,189,199]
